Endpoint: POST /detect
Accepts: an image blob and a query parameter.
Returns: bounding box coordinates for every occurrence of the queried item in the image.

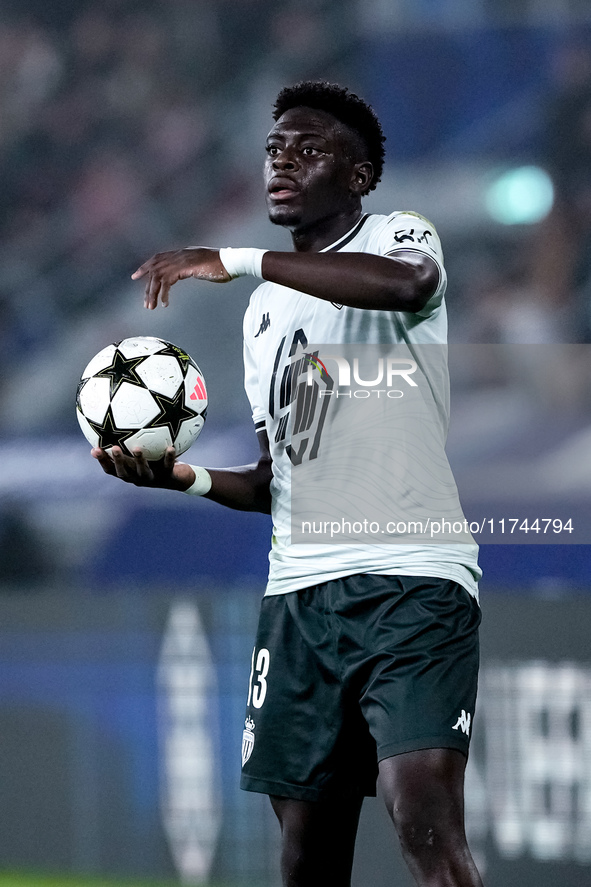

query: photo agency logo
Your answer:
[290,343,476,546]
[304,352,419,399]
[292,343,591,546]
[276,342,429,471]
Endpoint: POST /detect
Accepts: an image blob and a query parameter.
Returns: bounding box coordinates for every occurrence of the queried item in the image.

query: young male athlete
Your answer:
[93,81,484,887]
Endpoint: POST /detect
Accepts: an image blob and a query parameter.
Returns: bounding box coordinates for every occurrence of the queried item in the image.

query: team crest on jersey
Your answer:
[242,717,256,766]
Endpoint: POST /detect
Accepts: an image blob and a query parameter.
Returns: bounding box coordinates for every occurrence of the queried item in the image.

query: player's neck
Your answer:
[290,207,363,253]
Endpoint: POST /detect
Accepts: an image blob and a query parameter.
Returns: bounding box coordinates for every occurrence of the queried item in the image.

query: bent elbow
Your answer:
[383,252,440,313]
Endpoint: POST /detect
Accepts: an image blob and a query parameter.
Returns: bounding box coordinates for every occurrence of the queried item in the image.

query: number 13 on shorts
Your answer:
[247,647,270,709]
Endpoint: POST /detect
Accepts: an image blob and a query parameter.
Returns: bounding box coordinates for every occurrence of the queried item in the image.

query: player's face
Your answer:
[264,107,362,234]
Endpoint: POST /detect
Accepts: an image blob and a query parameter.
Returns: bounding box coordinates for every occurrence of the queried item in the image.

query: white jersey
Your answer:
[243,211,481,599]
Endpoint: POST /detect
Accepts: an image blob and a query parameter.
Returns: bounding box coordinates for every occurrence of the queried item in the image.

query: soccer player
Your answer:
[93,81,484,887]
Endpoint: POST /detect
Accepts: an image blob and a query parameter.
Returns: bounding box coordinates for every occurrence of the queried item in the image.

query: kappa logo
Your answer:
[452,709,471,736]
[242,717,256,766]
[254,312,271,337]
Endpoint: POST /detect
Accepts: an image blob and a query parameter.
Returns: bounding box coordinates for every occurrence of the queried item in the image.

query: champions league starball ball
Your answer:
[76,336,208,460]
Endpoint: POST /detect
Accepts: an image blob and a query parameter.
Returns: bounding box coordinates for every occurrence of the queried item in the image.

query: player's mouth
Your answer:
[268,179,300,201]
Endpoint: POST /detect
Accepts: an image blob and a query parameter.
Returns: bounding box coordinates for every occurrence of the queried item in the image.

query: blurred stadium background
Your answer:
[1,1,591,885]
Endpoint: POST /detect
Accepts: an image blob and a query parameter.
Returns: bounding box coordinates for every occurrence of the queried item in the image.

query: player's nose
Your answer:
[272,150,298,171]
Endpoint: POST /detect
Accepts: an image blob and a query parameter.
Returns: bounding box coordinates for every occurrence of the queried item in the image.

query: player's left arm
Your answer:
[133,247,438,313]
[260,249,438,312]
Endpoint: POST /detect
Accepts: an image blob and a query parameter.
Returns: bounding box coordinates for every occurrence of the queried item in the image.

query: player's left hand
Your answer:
[91,445,180,487]
[132,247,231,310]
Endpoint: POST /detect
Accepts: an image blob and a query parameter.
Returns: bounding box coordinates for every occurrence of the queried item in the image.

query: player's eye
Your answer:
[302,146,320,156]
[266,145,280,156]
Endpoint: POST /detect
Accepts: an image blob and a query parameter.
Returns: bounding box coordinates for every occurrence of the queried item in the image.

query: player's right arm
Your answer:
[132,247,232,308]
[91,429,273,514]
[134,242,439,314]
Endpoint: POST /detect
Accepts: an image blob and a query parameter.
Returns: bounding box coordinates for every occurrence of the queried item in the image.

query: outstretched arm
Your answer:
[260,249,438,312]
[132,247,439,313]
[92,429,273,514]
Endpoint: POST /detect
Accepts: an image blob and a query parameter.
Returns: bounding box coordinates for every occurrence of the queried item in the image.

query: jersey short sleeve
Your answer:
[379,211,447,317]
[243,300,267,431]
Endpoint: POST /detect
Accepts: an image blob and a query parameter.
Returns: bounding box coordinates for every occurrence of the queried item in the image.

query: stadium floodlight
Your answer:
[485,165,554,225]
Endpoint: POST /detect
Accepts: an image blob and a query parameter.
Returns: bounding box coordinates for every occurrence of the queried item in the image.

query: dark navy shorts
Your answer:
[240,573,481,801]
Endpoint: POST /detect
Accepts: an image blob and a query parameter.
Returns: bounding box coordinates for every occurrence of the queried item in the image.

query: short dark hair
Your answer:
[273,80,386,194]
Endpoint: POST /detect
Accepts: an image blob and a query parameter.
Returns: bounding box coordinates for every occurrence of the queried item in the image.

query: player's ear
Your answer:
[350,161,374,196]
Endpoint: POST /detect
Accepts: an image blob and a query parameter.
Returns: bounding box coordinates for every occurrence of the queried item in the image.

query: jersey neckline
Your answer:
[321,213,371,253]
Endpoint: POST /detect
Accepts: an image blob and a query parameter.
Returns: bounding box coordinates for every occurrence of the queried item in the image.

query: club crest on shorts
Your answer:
[242,717,256,766]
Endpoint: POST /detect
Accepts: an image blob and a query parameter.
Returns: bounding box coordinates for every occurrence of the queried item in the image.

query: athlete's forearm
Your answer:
[202,464,273,514]
[261,249,438,312]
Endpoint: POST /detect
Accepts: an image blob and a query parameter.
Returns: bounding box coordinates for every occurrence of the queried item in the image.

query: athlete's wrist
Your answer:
[184,465,212,496]
[219,247,267,279]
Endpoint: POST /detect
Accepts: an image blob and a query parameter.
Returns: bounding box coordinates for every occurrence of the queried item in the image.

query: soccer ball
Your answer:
[76,336,207,460]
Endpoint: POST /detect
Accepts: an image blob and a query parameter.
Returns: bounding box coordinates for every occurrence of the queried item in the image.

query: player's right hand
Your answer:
[91,445,179,488]
[132,247,231,310]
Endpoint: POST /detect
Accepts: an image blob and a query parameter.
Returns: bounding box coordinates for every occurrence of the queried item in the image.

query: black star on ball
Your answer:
[86,405,134,452]
[148,385,200,441]
[156,342,196,378]
[94,348,148,398]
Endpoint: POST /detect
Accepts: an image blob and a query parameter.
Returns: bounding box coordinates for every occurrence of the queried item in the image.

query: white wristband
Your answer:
[184,465,212,496]
[219,247,267,279]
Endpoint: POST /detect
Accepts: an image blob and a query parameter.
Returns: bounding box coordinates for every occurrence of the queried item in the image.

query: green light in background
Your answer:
[485,166,554,225]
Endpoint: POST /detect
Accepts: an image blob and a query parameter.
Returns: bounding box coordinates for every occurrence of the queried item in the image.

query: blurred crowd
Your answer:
[2,0,591,434]
[2,1,591,589]
[2,1,211,399]
[455,34,591,346]
[0,0,349,427]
